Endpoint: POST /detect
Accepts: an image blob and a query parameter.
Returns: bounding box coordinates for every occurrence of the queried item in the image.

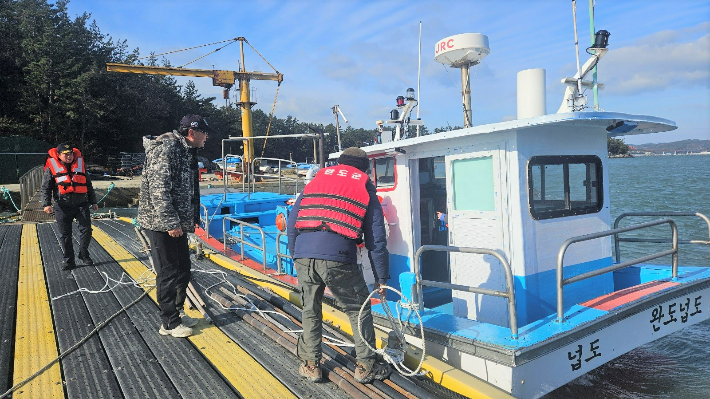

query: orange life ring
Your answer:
[275,213,287,232]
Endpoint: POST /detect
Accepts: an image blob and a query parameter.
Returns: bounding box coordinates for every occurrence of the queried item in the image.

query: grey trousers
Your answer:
[294,258,377,367]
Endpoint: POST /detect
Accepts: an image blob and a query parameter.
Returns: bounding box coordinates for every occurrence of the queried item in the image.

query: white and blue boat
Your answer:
[197,29,710,399]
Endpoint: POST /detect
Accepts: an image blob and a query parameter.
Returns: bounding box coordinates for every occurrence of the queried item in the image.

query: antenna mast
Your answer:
[332,105,348,152]
[417,21,422,136]
[589,0,599,110]
[434,33,490,128]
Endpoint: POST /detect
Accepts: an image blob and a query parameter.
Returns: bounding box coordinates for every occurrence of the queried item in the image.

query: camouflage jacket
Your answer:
[137,131,200,233]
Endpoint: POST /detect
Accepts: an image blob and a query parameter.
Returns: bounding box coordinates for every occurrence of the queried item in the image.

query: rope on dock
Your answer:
[0,186,20,212]
[0,286,154,399]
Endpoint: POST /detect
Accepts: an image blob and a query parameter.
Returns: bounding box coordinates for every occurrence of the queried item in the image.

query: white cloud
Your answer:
[603,25,710,94]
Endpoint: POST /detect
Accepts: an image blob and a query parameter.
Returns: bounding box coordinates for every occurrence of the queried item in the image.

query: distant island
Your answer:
[629,139,710,155]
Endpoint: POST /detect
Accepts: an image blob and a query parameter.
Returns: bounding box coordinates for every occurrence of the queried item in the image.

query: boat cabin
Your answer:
[358,112,675,328]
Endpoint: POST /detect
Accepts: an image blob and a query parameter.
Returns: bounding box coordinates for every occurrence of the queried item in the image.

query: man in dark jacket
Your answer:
[287,147,391,384]
[137,114,210,338]
[41,143,98,270]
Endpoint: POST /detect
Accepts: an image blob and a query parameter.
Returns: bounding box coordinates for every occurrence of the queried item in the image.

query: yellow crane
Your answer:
[106,37,283,168]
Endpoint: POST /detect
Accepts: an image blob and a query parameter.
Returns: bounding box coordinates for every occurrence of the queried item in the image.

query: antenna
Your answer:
[417,21,422,137]
[572,1,584,101]
[332,105,348,151]
[557,26,610,113]
[434,33,490,128]
[588,0,599,110]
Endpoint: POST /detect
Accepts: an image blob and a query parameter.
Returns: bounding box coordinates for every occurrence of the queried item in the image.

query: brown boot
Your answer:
[354,361,391,384]
[299,360,322,382]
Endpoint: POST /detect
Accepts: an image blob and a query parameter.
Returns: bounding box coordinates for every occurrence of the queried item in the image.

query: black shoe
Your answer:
[78,252,94,265]
[61,261,76,270]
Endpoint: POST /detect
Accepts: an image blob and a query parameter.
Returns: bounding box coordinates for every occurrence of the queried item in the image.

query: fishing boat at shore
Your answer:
[3,6,709,399]
[195,27,710,399]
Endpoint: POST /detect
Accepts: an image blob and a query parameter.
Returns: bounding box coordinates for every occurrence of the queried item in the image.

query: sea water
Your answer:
[548,154,710,398]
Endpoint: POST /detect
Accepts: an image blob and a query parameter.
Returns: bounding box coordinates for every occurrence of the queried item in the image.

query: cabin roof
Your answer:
[330,112,676,158]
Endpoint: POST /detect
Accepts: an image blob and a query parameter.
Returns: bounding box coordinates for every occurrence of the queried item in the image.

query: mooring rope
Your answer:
[0,186,21,212]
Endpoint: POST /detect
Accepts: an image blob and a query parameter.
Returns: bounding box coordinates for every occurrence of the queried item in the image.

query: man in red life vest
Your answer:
[41,143,98,270]
[287,147,391,384]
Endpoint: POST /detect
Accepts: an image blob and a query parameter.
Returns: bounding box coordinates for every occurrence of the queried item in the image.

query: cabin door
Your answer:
[445,147,510,326]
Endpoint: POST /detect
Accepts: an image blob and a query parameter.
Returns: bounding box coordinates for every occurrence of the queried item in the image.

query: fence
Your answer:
[19,165,45,210]
[0,153,46,184]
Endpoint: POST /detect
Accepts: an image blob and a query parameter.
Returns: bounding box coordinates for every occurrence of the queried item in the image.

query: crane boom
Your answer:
[105,38,283,175]
[105,63,283,88]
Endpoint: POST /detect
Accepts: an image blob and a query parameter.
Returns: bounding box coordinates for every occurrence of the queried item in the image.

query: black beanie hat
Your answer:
[338,147,370,172]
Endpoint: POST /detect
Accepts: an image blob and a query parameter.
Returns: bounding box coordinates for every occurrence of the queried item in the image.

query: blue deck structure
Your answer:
[200,192,295,274]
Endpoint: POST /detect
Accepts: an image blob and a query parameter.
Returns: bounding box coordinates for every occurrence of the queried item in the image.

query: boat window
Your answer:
[374,156,395,188]
[452,156,495,211]
[528,155,603,220]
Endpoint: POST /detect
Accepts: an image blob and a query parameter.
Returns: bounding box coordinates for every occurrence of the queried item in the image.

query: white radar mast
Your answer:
[434,33,490,128]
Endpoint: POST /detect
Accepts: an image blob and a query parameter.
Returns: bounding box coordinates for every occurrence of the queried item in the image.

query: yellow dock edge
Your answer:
[205,251,514,399]
[92,226,296,399]
[13,224,64,398]
[117,216,134,224]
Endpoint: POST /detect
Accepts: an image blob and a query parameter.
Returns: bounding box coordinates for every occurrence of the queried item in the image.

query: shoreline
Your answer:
[1,173,302,214]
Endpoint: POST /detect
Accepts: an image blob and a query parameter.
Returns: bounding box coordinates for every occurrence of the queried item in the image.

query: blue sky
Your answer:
[66,0,709,145]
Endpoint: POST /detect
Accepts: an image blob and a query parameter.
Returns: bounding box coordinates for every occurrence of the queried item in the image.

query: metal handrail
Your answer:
[250,157,300,196]
[413,245,518,339]
[275,231,292,275]
[219,154,245,200]
[19,165,45,211]
[200,203,210,239]
[556,218,678,322]
[613,212,710,261]
[222,217,268,270]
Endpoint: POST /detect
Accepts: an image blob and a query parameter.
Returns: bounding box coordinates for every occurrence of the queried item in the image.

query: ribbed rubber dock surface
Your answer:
[0,225,22,394]
[0,218,361,399]
[96,219,352,399]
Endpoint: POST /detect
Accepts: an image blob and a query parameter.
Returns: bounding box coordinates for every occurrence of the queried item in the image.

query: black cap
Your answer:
[180,114,214,133]
[57,143,73,154]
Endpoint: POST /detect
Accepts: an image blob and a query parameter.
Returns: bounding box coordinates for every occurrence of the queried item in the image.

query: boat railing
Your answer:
[250,157,301,196]
[556,218,678,322]
[219,154,246,199]
[19,165,45,211]
[222,217,268,270]
[413,245,518,339]
[613,212,710,261]
[275,231,291,275]
[200,203,211,240]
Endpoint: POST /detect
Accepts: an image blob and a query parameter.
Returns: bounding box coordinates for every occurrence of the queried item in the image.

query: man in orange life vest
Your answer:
[41,143,98,270]
[287,147,391,384]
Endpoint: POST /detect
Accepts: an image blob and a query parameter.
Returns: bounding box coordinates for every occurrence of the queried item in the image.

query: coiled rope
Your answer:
[357,285,427,377]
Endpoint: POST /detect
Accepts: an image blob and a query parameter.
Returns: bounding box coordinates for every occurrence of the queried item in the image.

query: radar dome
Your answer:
[434,33,490,67]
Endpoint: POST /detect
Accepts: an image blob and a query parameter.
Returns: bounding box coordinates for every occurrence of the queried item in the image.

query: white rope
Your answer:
[193,266,355,347]
[51,269,154,300]
[357,285,427,377]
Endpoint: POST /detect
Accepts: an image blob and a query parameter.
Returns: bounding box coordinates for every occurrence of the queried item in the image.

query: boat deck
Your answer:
[371,263,710,368]
[0,220,449,399]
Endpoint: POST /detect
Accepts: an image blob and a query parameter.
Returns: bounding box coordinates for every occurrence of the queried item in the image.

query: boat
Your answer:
[5,9,707,399]
[195,27,710,399]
